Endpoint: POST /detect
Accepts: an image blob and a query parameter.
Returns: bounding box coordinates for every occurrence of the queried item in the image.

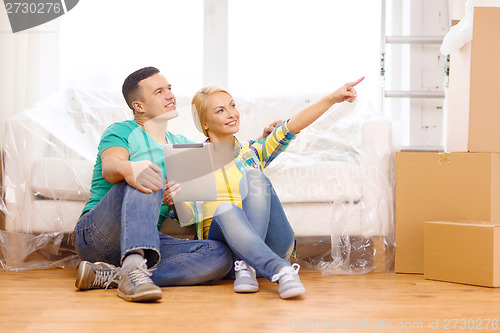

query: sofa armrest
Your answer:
[31,158,93,201]
[3,113,53,229]
[359,117,392,165]
[2,110,94,233]
[357,117,393,237]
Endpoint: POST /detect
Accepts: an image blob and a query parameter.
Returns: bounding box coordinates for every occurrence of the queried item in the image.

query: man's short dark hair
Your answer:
[122,66,160,110]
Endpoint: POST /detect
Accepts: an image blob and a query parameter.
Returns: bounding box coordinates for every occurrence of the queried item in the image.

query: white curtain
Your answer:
[0,11,60,141]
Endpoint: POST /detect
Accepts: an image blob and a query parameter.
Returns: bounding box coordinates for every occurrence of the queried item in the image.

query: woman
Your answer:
[166,77,363,299]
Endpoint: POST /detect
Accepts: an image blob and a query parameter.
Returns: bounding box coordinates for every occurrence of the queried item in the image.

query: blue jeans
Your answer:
[208,169,295,281]
[74,181,232,286]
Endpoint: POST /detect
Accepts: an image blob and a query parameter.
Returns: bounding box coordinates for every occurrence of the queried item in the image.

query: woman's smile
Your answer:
[225,119,238,126]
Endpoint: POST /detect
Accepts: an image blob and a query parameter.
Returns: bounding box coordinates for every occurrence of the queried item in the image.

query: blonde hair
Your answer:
[191,86,233,137]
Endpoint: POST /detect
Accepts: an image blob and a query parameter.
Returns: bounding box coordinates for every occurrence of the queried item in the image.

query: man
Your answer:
[73,67,278,302]
[73,67,234,302]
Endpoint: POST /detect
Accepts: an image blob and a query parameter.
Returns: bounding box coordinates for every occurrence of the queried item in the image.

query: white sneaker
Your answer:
[233,260,259,293]
[271,263,305,299]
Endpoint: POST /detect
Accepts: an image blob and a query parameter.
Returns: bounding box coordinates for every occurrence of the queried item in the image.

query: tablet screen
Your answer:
[164,143,217,202]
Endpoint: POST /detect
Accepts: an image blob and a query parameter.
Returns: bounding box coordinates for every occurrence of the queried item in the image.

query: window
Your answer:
[60,0,381,108]
[59,0,204,96]
[383,0,447,147]
[228,0,381,105]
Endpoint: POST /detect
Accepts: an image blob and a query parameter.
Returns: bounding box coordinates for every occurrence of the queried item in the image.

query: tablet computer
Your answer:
[164,143,217,202]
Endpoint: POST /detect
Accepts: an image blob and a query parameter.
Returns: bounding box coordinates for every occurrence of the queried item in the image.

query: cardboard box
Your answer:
[395,152,500,273]
[424,221,500,287]
[443,7,500,152]
[468,7,500,152]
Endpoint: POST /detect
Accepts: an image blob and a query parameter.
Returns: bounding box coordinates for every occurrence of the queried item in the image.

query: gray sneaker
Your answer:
[75,261,120,290]
[117,259,162,302]
[271,263,305,299]
[234,260,259,293]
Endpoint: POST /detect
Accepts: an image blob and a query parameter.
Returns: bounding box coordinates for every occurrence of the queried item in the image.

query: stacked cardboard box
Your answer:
[424,221,500,287]
[395,152,500,274]
[396,7,500,286]
[444,7,500,152]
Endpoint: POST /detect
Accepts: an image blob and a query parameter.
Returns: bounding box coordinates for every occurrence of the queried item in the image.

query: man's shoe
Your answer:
[117,259,162,302]
[271,263,305,299]
[75,261,120,290]
[234,260,259,293]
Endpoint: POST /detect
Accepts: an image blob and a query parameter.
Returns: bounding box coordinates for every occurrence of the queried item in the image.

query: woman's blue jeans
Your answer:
[74,181,232,287]
[208,169,295,281]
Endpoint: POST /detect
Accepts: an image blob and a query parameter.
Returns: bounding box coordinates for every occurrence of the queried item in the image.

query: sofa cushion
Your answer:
[265,158,362,203]
[31,158,93,201]
[283,202,363,237]
[30,200,86,233]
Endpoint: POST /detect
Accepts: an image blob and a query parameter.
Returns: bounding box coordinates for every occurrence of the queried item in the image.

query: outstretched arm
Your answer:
[287,77,364,134]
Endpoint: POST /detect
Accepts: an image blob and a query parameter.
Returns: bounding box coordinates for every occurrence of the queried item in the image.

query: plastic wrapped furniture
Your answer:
[1,89,393,273]
[237,96,394,274]
[1,89,133,270]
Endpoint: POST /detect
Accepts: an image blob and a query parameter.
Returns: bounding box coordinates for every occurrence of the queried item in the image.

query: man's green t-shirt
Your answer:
[82,120,194,227]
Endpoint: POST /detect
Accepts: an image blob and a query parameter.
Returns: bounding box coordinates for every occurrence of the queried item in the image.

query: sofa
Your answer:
[1,89,394,273]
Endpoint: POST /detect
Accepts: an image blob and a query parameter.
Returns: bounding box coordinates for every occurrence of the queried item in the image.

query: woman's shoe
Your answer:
[271,263,305,299]
[233,260,259,293]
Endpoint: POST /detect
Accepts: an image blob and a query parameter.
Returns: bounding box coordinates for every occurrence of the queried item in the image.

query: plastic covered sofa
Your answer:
[1,89,393,273]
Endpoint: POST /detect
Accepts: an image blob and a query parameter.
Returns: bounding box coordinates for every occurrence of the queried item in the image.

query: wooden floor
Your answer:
[1,268,499,332]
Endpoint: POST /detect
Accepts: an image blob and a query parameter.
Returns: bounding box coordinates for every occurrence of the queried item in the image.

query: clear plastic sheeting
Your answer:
[1,89,134,271]
[1,89,394,274]
[0,230,79,271]
[260,97,395,275]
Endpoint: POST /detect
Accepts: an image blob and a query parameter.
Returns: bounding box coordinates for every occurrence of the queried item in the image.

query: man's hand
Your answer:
[126,160,164,193]
[163,182,181,205]
[257,120,283,140]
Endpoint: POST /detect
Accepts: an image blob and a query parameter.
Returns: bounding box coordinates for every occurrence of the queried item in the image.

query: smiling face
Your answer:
[133,73,178,121]
[203,91,240,142]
